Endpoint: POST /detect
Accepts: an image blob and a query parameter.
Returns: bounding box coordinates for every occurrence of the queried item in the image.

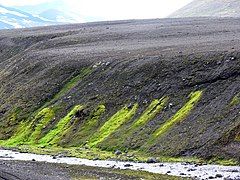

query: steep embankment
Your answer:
[0,18,239,163]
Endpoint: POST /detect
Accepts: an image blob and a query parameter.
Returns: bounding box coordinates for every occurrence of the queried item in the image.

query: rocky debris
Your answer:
[215,174,223,178]
[127,103,134,109]
[194,163,205,167]
[168,103,173,109]
[114,150,122,156]
[92,61,105,68]
[105,62,111,66]
[143,100,148,104]
[1,149,240,180]
[181,162,193,165]
[89,95,99,100]
[52,154,66,159]
[187,168,196,172]
[0,110,6,116]
[0,155,13,158]
[180,173,186,176]
[75,109,88,119]
[230,169,239,172]
[146,158,157,163]
[124,164,133,167]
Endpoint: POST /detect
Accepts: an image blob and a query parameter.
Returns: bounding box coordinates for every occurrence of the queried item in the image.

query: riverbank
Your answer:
[0,160,183,180]
[5,144,238,166]
[0,149,239,179]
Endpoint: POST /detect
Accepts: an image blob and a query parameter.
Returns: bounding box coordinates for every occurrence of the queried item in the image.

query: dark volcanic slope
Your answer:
[0,18,239,161]
[170,0,240,18]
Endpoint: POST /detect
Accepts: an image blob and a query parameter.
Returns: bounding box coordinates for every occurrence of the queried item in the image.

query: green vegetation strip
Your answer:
[87,104,138,147]
[132,97,168,129]
[39,105,83,146]
[28,108,55,144]
[230,93,240,106]
[112,97,168,146]
[1,121,30,146]
[4,144,239,166]
[153,90,203,138]
[44,67,92,108]
[0,67,92,146]
[70,105,106,146]
[2,108,55,146]
[235,133,240,142]
[82,105,106,134]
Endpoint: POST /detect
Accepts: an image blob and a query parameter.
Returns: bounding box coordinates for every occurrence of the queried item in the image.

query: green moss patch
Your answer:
[87,104,138,147]
[0,67,92,146]
[132,97,168,129]
[39,105,83,146]
[0,107,21,140]
[153,90,203,138]
[97,98,168,151]
[1,121,30,146]
[28,108,55,144]
[1,108,55,146]
[6,107,21,126]
[67,105,106,146]
[85,105,106,128]
[230,93,240,106]
[209,157,239,166]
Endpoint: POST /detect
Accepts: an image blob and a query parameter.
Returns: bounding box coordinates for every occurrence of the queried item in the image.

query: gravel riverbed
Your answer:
[0,149,239,180]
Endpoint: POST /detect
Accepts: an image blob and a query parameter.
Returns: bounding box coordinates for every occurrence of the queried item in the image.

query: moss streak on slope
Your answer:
[44,67,92,108]
[39,105,83,146]
[28,108,55,144]
[0,107,20,140]
[2,108,55,146]
[84,105,106,132]
[87,104,138,147]
[97,98,168,151]
[153,90,203,138]
[1,121,30,146]
[68,105,106,146]
[230,93,240,106]
[132,97,168,129]
[0,67,92,146]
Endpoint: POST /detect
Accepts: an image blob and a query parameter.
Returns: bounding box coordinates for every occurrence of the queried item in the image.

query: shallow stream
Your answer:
[0,149,239,179]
